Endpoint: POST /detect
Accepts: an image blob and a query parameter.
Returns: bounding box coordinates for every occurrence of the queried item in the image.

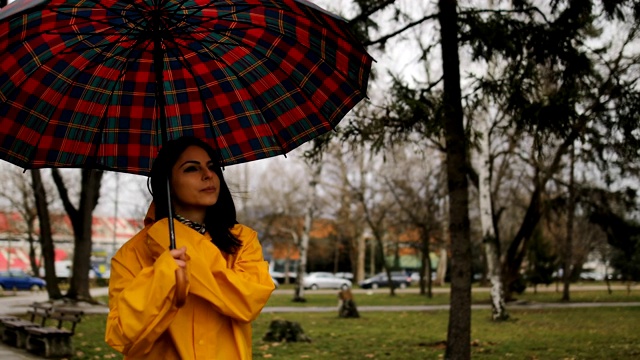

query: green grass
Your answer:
[72,306,640,359]
[60,286,640,359]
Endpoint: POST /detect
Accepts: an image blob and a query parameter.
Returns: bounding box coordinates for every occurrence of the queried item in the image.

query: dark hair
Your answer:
[148,136,241,254]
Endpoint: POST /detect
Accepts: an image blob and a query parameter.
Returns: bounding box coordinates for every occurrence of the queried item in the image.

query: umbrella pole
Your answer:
[165,178,177,250]
[153,15,186,308]
[152,14,176,251]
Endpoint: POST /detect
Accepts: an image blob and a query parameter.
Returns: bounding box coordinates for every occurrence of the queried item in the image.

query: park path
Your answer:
[1,284,638,315]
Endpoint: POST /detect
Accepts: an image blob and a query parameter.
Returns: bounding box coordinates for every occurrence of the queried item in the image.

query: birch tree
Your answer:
[293,163,322,302]
[471,114,508,320]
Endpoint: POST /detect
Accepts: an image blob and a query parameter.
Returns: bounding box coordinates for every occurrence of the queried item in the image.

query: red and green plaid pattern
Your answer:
[0,0,372,175]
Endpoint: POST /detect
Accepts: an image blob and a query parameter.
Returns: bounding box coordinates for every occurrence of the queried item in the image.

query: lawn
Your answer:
[69,288,639,359]
[71,307,640,359]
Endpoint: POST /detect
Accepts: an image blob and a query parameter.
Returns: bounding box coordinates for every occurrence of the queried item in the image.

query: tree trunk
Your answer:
[420,228,433,297]
[435,247,448,286]
[503,128,581,296]
[20,184,40,275]
[31,170,62,299]
[435,195,449,286]
[369,238,376,277]
[439,1,472,359]
[562,145,575,301]
[333,237,340,274]
[27,228,39,277]
[52,169,103,302]
[294,164,321,302]
[357,233,366,283]
[291,231,306,301]
[364,214,394,295]
[473,116,509,320]
[284,251,292,285]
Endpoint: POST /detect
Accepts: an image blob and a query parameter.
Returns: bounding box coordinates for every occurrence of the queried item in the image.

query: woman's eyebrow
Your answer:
[179,160,201,168]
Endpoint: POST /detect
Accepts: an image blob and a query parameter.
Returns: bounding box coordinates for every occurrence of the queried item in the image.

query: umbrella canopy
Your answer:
[0,0,372,175]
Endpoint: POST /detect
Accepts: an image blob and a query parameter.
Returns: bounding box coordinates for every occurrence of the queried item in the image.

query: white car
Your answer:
[303,272,352,290]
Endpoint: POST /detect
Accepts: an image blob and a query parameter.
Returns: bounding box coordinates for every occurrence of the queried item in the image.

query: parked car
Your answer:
[0,269,46,291]
[410,271,436,284]
[579,271,605,281]
[334,272,354,280]
[270,271,297,285]
[359,271,412,289]
[302,272,352,290]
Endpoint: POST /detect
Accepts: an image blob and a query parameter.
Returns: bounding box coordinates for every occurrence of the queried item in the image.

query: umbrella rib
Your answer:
[161,37,249,165]
[87,37,153,173]
[163,18,349,155]
[191,2,363,52]
[32,31,150,170]
[45,30,146,74]
[168,7,368,106]
[49,3,148,34]
[186,30,350,119]
[166,35,309,158]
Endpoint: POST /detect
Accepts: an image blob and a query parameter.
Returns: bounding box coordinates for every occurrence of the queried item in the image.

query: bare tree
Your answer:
[383,147,447,297]
[249,159,309,287]
[0,165,40,274]
[322,143,368,283]
[51,168,103,302]
[350,151,400,296]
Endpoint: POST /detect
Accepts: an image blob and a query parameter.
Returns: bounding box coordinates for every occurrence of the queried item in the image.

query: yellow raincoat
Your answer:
[105,205,275,359]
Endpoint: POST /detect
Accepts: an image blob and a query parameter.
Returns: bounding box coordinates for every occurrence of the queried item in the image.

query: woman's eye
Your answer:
[184,166,198,172]
[208,164,216,171]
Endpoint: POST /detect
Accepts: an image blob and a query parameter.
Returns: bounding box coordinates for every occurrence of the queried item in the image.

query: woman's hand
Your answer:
[170,246,188,268]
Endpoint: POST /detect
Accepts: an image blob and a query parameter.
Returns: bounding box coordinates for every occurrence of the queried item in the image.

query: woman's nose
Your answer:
[202,168,214,180]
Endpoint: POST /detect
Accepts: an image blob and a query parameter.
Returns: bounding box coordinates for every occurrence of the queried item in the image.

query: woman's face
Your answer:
[170,145,221,219]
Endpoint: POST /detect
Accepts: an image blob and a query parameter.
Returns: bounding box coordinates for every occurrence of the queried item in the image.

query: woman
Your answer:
[105,136,275,359]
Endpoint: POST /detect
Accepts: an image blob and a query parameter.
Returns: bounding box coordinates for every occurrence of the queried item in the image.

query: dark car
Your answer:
[0,269,46,291]
[359,271,412,289]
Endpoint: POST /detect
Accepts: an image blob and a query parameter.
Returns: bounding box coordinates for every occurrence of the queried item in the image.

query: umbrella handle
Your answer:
[174,267,188,308]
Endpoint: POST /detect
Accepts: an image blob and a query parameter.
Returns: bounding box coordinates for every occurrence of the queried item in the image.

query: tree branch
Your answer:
[349,0,398,25]
[51,168,78,219]
[364,13,439,47]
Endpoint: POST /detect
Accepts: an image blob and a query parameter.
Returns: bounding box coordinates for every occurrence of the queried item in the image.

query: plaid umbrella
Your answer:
[0,0,372,176]
[0,2,371,301]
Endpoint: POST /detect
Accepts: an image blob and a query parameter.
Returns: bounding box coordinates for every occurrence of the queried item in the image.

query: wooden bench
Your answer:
[1,302,51,348]
[25,307,84,358]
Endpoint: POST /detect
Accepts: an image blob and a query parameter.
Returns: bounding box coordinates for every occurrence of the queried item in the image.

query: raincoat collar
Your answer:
[144,202,156,226]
